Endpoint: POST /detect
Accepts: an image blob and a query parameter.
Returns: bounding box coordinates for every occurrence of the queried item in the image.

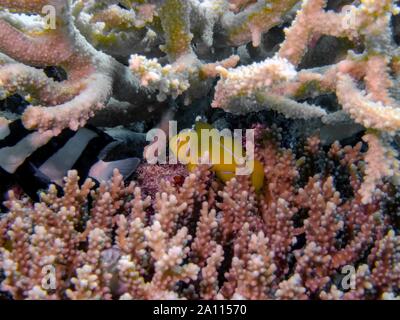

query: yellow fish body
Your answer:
[169,122,264,191]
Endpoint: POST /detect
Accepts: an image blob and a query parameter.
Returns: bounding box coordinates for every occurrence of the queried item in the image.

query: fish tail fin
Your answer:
[88,158,141,183]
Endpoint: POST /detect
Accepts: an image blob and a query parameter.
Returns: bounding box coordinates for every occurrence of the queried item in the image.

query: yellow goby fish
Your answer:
[169,122,264,191]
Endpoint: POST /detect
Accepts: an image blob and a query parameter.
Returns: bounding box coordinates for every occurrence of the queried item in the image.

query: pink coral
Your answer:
[1,127,399,300]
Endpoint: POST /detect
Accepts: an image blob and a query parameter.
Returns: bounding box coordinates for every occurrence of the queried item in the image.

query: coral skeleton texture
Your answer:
[0,0,400,300]
[0,0,399,132]
[0,130,399,300]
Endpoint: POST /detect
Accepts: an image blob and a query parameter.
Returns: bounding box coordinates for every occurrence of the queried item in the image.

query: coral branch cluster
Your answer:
[213,0,400,132]
[0,0,150,134]
[1,127,399,300]
[1,0,399,137]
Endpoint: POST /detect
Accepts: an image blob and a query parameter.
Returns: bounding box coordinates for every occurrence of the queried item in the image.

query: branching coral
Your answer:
[127,0,301,104]
[2,0,400,138]
[1,126,399,300]
[0,0,155,134]
[212,0,400,133]
[1,0,400,302]
[1,0,263,130]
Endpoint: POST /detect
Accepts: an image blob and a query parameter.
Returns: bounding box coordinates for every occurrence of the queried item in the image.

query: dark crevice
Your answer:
[0,94,29,115]
[43,66,68,82]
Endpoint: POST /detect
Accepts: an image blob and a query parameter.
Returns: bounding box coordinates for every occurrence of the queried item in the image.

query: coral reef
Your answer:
[1,128,399,300]
[1,0,400,301]
[212,0,400,131]
[0,1,399,132]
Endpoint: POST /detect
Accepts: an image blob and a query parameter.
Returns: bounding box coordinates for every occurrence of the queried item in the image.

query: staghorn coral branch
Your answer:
[159,0,193,61]
[3,0,399,134]
[1,0,400,134]
[211,55,328,118]
[0,63,83,104]
[0,0,50,13]
[222,0,300,47]
[278,0,397,65]
[0,19,73,66]
[211,0,400,132]
[0,0,148,134]
[21,72,112,134]
[359,133,397,204]
[336,73,400,131]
